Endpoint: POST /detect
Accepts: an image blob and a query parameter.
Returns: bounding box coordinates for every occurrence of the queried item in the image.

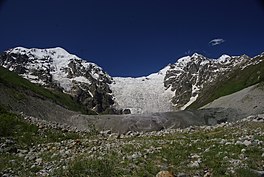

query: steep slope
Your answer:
[110,66,174,114]
[0,47,115,113]
[189,53,264,109]
[0,66,92,114]
[201,82,264,116]
[164,53,254,109]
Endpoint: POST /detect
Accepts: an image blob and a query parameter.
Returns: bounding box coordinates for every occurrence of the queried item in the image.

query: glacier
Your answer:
[110,66,175,114]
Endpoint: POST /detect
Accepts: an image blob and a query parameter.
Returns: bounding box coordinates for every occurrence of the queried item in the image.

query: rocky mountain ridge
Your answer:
[0,47,115,113]
[112,52,263,113]
[165,53,263,109]
[0,47,263,114]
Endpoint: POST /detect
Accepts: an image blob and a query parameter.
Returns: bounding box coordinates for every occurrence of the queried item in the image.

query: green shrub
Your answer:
[0,113,18,137]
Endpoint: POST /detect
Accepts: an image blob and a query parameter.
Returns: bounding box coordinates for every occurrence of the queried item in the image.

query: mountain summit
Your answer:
[0,47,115,113]
[1,47,263,114]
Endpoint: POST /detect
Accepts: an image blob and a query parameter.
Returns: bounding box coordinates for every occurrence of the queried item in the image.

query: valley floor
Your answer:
[0,112,264,177]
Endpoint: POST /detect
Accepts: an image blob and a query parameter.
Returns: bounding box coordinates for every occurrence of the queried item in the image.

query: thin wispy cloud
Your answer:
[209,38,225,46]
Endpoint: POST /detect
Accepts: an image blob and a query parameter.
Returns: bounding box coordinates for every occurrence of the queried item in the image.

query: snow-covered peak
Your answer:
[3,47,111,91]
[174,54,209,69]
[191,53,205,58]
[217,54,231,64]
[176,56,192,68]
[48,47,68,54]
[7,47,79,61]
[1,46,115,113]
[178,56,191,63]
[6,46,105,71]
[218,54,231,60]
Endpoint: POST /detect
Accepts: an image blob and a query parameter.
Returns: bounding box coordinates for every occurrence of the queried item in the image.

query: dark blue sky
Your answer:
[0,0,264,76]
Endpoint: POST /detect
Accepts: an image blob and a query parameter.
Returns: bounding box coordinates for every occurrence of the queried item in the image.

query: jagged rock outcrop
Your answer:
[164,53,263,109]
[0,47,115,113]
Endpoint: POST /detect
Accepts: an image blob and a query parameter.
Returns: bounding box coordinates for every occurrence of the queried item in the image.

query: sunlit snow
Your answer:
[110,66,175,114]
[7,47,104,92]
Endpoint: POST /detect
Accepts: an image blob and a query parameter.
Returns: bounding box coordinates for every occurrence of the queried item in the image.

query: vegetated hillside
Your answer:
[0,66,96,115]
[189,55,264,109]
[0,105,263,177]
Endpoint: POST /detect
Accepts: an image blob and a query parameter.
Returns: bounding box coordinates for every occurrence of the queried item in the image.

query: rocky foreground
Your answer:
[0,113,264,177]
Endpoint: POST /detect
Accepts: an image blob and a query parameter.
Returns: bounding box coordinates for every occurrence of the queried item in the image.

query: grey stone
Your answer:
[35,158,43,164]
[243,140,252,146]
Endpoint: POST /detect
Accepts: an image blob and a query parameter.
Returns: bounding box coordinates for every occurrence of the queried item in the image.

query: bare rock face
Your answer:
[164,53,254,109]
[0,47,115,113]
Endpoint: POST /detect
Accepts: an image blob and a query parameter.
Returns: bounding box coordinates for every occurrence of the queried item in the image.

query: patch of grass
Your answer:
[0,154,26,175]
[40,151,60,162]
[60,153,123,177]
[87,124,100,136]
[0,110,38,147]
[0,110,82,148]
[235,168,259,177]
[0,109,40,145]
[43,130,81,143]
[0,113,20,137]
[244,147,263,169]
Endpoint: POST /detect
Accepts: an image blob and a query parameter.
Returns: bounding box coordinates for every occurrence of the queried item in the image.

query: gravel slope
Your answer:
[202,83,264,116]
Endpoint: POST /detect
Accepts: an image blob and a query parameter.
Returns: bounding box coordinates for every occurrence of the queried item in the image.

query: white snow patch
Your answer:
[217,54,231,64]
[180,94,199,110]
[88,90,94,97]
[21,74,46,85]
[200,60,210,66]
[177,56,191,67]
[180,76,200,110]
[71,76,91,84]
